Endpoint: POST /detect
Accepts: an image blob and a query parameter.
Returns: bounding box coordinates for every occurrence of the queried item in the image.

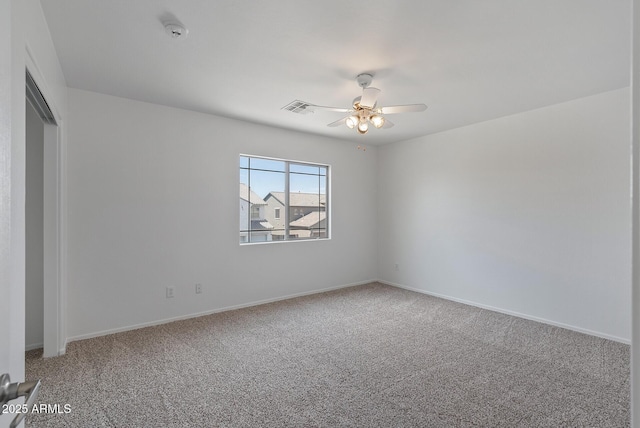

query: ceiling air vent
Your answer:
[281,100,314,115]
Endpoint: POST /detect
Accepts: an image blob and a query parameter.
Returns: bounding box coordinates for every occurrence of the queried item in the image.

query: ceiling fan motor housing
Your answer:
[356,73,373,89]
[164,22,188,39]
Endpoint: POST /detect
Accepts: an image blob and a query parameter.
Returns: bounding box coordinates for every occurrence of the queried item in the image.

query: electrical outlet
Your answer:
[195,283,202,294]
[166,286,175,298]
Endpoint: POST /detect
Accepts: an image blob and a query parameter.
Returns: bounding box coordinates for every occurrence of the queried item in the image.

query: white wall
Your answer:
[65,87,631,343]
[65,88,378,339]
[378,88,631,342]
[25,101,44,350]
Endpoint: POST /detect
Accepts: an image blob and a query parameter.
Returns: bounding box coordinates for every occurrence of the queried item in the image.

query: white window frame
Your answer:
[240,154,329,244]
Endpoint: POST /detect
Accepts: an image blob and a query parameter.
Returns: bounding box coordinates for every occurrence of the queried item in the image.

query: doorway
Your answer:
[25,98,44,351]
[24,68,63,358]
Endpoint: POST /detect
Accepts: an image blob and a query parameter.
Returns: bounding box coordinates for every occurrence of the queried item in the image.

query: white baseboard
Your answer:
[25,342,43,352]
[378,279,630,345]
[63,278,629,348]
[66,279,376,344]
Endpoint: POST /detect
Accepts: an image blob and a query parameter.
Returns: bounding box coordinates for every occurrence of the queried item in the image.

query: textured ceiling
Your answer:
[40,0,631,146]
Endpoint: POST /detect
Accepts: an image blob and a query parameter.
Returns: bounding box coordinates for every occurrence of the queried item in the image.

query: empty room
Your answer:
[2,0,639,427]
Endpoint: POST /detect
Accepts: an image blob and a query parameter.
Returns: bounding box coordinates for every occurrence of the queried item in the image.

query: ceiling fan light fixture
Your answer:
[370,114,385,129]
[357,120,369,134]
[317,72,427,135]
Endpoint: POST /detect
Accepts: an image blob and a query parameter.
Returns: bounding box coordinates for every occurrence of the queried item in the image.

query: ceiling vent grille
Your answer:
[281,100,314,115]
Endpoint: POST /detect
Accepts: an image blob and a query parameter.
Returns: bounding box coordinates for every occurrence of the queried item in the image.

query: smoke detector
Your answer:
[164,22,188,39]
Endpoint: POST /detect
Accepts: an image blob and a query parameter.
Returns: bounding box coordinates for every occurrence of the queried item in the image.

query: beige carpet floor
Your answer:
[25,283,629,427]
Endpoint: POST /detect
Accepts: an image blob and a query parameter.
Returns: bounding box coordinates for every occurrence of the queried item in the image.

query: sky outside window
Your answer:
[240,156,327,199]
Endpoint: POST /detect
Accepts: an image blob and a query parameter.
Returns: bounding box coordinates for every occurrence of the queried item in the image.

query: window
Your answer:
[250,205,260,220]
[240,155,328,244]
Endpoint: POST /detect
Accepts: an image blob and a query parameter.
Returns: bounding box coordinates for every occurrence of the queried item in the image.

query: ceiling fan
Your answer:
[294,73,427,135]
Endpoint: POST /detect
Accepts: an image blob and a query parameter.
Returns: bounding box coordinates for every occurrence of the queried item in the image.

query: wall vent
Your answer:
[281,100,314,115]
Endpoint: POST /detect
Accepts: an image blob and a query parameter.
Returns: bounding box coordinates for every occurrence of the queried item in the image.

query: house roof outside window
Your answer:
[290,211,326,229]
[265,192,326,207]
[250,220,274,230]
[240,183,267,205]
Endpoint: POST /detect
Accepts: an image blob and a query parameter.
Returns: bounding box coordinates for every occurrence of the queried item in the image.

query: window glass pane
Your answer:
[289,172,321,195]
[240,156,249,168]
[289,171,324,241]
[319,175,327,200]
[258,171,286,241]
[316,228,328,239]
[319,175,327,222]
[290,163,320,175]
[239,168,251,241]
[247,169,284,202]
[239,168,248,186]
[244,169,283,243]
[319,166,327,176]
[249,157,285,172]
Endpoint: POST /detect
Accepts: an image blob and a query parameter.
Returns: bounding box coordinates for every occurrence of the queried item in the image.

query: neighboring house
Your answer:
[263,192,326,240]
[239,183,273,243]
[289,211,327,239]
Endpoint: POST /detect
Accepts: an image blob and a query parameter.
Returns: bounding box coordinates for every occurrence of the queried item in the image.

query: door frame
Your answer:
[25,45,66,357]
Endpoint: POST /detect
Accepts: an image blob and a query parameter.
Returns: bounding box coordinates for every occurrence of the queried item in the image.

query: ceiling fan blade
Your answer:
[382,118,395,129]
[380,104,427,114]
[307,104,351,113]
[360,87,381,108]
[327,116,350,127]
